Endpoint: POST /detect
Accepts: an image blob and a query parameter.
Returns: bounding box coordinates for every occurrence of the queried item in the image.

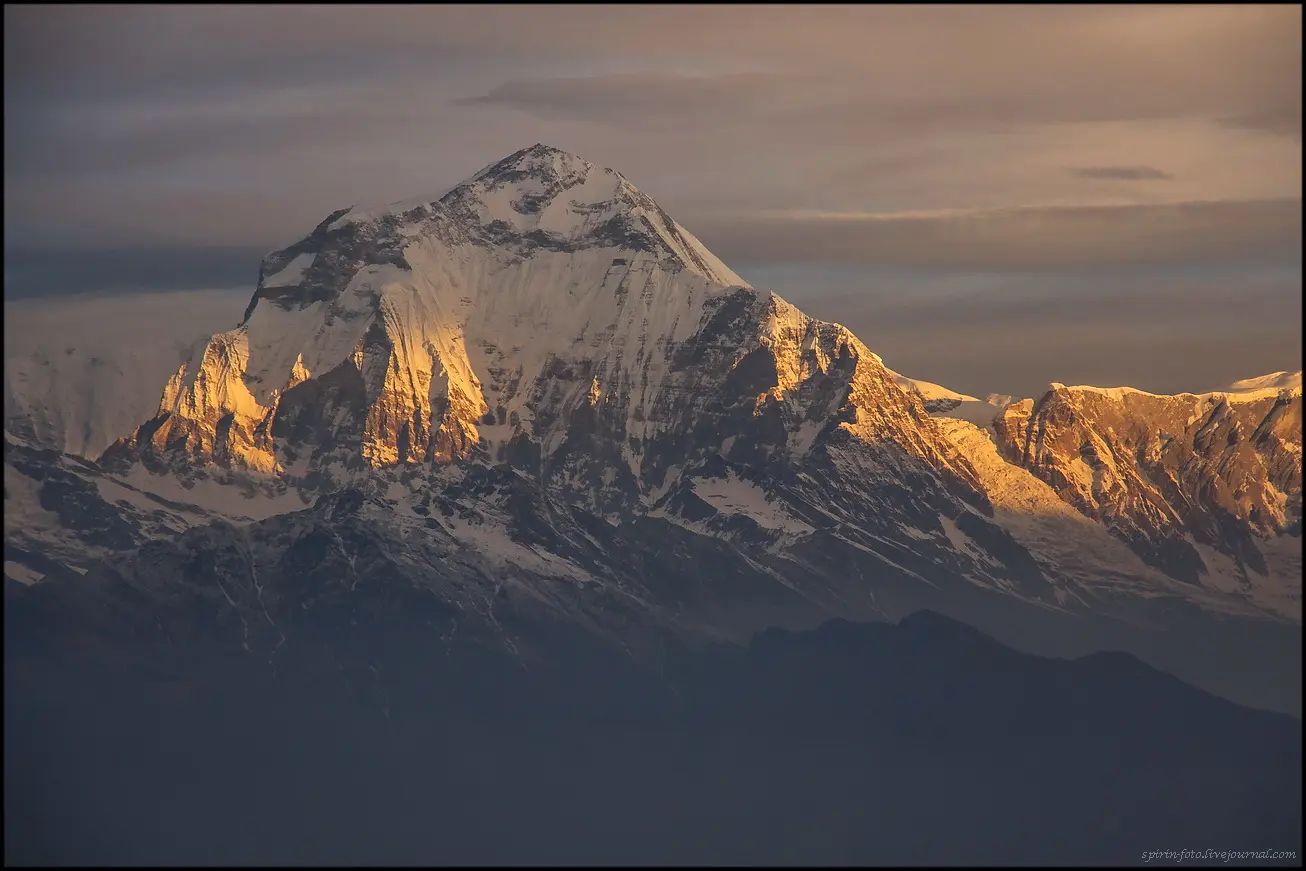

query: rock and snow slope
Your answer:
[4,430,310,587]
[936,415,1299,621]
[993,376,1302,593]
[887,367,1302,620]
[106,145,987,522]
[4,147,1300,712]
[25,148,1301,623]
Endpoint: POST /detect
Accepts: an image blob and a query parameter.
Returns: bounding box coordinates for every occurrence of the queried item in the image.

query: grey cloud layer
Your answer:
[6,5,1300,256]
[452,5,1300,136]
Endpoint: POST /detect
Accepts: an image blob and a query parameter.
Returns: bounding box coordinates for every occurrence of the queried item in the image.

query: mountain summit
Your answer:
[313,143,744,288]
[105,144,984,518]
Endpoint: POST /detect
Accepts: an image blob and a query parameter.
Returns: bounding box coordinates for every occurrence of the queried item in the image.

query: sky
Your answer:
[3,4,1301,398]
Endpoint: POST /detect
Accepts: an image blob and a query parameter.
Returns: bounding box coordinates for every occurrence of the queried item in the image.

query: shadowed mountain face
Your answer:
[5,601,1300,866]
[7,428,1301,717]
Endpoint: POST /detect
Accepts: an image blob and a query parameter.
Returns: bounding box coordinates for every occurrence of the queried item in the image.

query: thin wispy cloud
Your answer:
[1219,111,1303,141]
[1072,166,1174,181]
[694,199,1302,271]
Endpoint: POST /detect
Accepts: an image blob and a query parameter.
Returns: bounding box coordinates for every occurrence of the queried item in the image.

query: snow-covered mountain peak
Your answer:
[1040,371,1302,406]
[311,144,745,292]
[468,142,604,187]
[444,143,744,287]
[185,145,761,439]
[113,146,854,491]
[332,144,608,232]
[1228,370,1303,394]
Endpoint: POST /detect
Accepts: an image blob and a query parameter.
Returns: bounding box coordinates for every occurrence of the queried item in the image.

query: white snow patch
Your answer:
[1050,379,1301,406]
[692,473,814,534]
[938,514,1000,566]
[790,420,826,458]
[117,466,312,521]
[1188,535,1301,620]
[442,514,589,581]
[1227,371,1302,393]
[262,252,315,287]
[898,523,934,541]
[4,561,44,585]
[4,462,60,528]
[886,369,979,403]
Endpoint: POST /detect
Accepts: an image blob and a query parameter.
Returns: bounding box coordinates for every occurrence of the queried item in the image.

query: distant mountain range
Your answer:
[7,144,1295,689]
[6,600,1299,864]
[5,142,1301,863]
[5,145,1301,716]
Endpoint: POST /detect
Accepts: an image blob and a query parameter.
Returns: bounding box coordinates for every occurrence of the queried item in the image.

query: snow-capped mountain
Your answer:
[102,145,1005,581]
[5,145,1302,714]
[105,145,981,515]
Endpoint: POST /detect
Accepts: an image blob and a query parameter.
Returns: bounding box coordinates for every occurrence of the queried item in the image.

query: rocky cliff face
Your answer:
[994,382,1302,583]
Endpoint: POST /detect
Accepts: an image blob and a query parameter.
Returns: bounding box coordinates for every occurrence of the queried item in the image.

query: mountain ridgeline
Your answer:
[6,144,1302,705]
[995,382,1302,581]
[3,144,1302,863]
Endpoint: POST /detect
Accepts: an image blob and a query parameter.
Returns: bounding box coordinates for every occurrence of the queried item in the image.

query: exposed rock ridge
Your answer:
[994,381,1303,582]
